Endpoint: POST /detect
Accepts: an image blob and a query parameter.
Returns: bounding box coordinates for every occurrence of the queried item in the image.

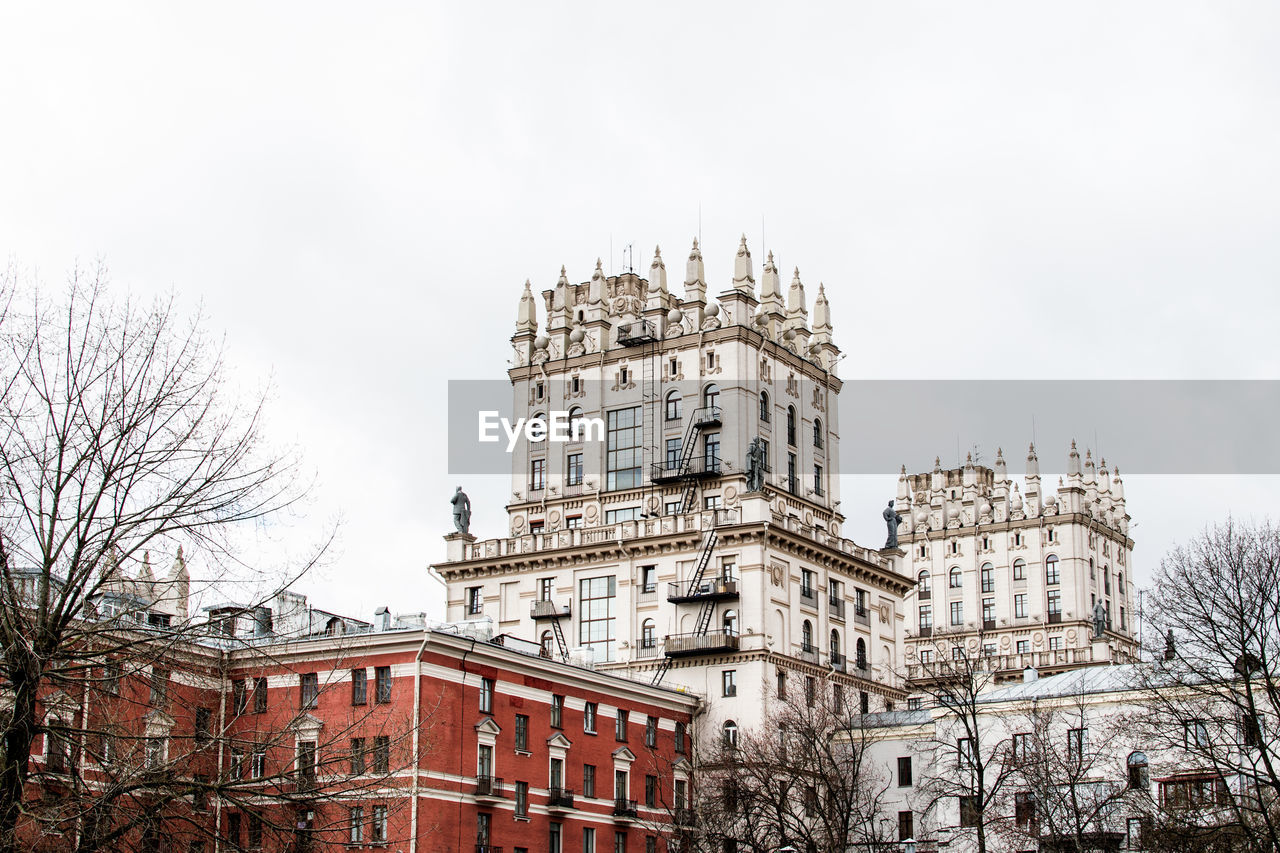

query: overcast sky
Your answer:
[3,3,1278,623]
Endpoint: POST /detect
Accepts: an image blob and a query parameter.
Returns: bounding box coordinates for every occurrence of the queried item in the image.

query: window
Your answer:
[247,813,262,849]
[703,383,720,409]
[1016,639,1030,654]
[813,464,823,496]
[348,668,368,706]
[479,677,494,714]
[666,391,682,421]
[549,823,562,853]
[551,694,564,728]
[232,678,248,715]
[150,668,169,707]
[960,795,981,827]
[530,457,546,491]
[375,666,391,703]
[230,748,243,781]
[1012,732,1032,764]
[1161,775,1230,809]
[1185,720,1210,750]
[350,738,366,775]
[722,670,737,697]
[583,827,596,853]
[1068,727,1088,762]
[567,452,583,486]
[674,721,686,754]
[898,811,914,842]
[515,714,529,751]
[801,619,813,651]
[195,707,212,745]
[958,737,975,769]
[853,638,867,670]
[606,407,642,489]
[665,437,682,470]
[584,701,597,734]
[529,519,545,534]
[898,756,913,787]
[540,630,554,657]
[786,452,797,492]
[349,807,365,844]
[1046,554,1060,585]
[515,780,529,817]
[813,417,823,448]
[1049,635,1063,651]
[1128,751,1150,789]
[644,773,658,807]
[300,672,318,709]
[550,757,564,788]
[982,598,995,626]
[918,570,931,594]
[297,740,317,782]
[704,431,720,471]
[786,406,797,445]
[759,391,770,421]
[981,563,994,593]
[640,618,656,648]
[1015,791,1037,833]
[373,735,389,773]
[251,745,265,779]
[252,677,267,713]
[723,720,738,748]
[919,605,932,632]
[801,569,816,599]
[478,743,494,779]
[466,586,483,615]
[615,768,629,800]
[371,805,387,843]
[583,763,596,797]
[950,601,964,626]
[615,709,629,741]
[805,676,816,707]
[645,715,657,748]
[1013,558,1026,580]
[1014,593,1027,619]
[227,813,242,848]
[1127,817,1145,850]
[920,649,934,664]
[1047,590,1062,620]
[565,514,582,529]
[949,567,962,589]
[579,576,618,662]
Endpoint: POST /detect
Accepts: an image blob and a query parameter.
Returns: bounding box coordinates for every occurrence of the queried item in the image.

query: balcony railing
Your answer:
[918,588,931,600]
[547,787,575,809]
[853,606,871,627]
[667,577,739,603]
[691,405,721,427]
[530,600,571,620]
[613,798,639,818]
[828,597,845,619]
[664,630,739,657]
[1048,612,1063,624]
[635,640,659,659]
[474,775,505,798]
[905,646,1095,681]
[476,846,503,853]
[651,455,722,483]
[797,645,818,665]
[917,625,933,637]
[830,651,846,673]
[800,587,817,606]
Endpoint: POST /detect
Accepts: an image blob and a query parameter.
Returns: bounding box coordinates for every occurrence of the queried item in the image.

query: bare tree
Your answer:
[0,267,327,851]
[691,672,896,853]
[1134,518,1280,853]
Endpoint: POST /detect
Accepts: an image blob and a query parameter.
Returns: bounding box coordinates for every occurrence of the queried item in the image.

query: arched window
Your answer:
[801,620,813,652]
[530,412,547,442]
[540,631,554,657]
[1117,571,1125,595]
[1046,554,1060,585]
[641,619,656,649]
[949,568,963,589]
[856,638,868,670]
[1127,751,1149,790]
[723,610,738,636]
[786,406,797,446]
[918,571,931,593]
[981,562,994,593]
[567,407,585,439]
[665,391,682,421]
[723,720,739,748]
[1013,558,1027,580]
[813,417,823,449]
[703,384,720,410]
[1103,566,1111,595]
[759,391,770,422]
[829,629,841,661]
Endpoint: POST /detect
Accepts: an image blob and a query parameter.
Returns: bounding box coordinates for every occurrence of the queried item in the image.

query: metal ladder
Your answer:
[549,615,569,662]
[650,526,719,687]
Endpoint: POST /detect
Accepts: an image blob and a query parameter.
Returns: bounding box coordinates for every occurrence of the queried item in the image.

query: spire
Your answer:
[684,238,706,305]
[1098,457,1111,494]
[1083,449,1096,485]
[1112,466,1125,501]
[138,551,155,583]
[647,246,668,309]
[994,447,1007,482]
[811,283,833,346]
[787,267,808,318]
[1026,442,1040,480]
[760,251,782,304]
[1067,440,1082,477]
[732,234,755,294]
[589,259,605,305]
[897,464,910,502]
[516,279,538,332]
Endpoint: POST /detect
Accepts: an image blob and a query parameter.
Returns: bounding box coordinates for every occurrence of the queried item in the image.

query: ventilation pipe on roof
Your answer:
[1023,666,1039,683]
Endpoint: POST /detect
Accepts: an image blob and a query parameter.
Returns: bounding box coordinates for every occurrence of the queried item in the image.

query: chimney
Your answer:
[1023,666,1039,683]
[374,606,391,632]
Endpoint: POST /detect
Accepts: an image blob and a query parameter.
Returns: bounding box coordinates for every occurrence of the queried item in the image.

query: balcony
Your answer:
[828,597,845,620]
[918,588,932,601]
[474,775,505,799]
[796,645,819,665]
[635,640,659,659]
[691,405,721,428]
[650,456,722,483]
[547,787,575,810]
[1048,612,1063,624]
[663,630,739,658]
[530,600,571,620]
[983,619,997,631]
[917,626,933,637]
[853,606,871,627]
[613,798,639,819]
[830,651,846,673]
[799,587,817,607]
[667,577,739,604]
[475,847,503,853]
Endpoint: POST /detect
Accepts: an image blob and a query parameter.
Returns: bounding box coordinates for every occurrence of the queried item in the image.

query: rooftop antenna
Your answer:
[698,202,702,249]
[610,234,614,276]
[623,242,635,274]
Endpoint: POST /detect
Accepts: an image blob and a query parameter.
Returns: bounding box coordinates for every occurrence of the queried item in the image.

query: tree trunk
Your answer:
[0,670,40,853]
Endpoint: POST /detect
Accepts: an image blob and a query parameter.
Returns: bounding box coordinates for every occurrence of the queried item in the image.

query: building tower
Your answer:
[434,239,913,735]
[894,444,1139,683]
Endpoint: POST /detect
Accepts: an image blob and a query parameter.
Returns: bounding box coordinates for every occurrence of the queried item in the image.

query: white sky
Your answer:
[3,3,1278,623]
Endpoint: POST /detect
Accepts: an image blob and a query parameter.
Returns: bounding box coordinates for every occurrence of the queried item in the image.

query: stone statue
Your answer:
[745,437,767,492]
[1164,629,1177,661]
[451,487,472,535]
[883,500,902,549]
[1092,600,1107,639]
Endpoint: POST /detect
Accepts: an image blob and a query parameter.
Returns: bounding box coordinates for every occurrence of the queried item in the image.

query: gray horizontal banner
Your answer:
[447,380,1280,476]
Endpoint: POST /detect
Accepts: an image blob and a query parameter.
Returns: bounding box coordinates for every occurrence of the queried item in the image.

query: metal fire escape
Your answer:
[650,525,720,687]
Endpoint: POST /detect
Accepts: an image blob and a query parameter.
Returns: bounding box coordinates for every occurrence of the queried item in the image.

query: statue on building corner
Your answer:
[451,487,472,535]
[883,500,902,549]
[746,437,767,492]
[1092,600,1107,639]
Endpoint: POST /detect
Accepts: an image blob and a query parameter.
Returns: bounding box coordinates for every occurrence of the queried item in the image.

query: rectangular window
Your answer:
[1068,727,1088,762]
[722,670,737,697]
[375,666,392,703]
[584,763,596,798]
[253,676,267,713]
[232,678,247,715]
[959,795,981,827]
[1016,791,1037,832]
[645,774,657,807]
[371,805,387,843]
[950,601,964,626]
[919,605,933,631]
[665,437,682,470]
[567,452,583,486]
[645,716,657,748]
[981,565,994,593]
[297,740,316,783]
[350,738,366,775]
[1185,720,1210,749]
[897,756,913,787]
[1016,639,1030,654]
[515,714,529,751]
[579,576,618,662]
[247,813,262,849]
[674,721,686,754]
[351,669,367,705]
[515,780,529,817]
[615,832,627,853]
[1012,732,1032,764]
[349,807,364,844]
[150,668,169,707]
[530,457,546,491]
[1049,635,1063,651]
[615,709,628,741]
[813,464,823,496]
[606,407,642,489]
[777,669,787,699]
[898,811,914,841]
[467,586,483,615]
[565,514,582,529]
[704,432,720,471]
[549,823,562,853]
[550,757,564,788]
[477,813,492,846]
[227,813,241,848]
[480,677,494,714]
[1014,593,1027,619]
[300,673,318,709]
[584,701,597,734]
[1047,590,1062,620]
[800,569,815,599]
[583,827,596,853]
[787,452,797,493]
[551,695,564,728]
[251,746,265,779]
[373,735,390,774]
[195,708,212,745]
[982,598,995,626]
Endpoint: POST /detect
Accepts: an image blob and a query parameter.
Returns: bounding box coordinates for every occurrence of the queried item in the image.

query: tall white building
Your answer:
[435,238,912,735]
[893,445,1139,684]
